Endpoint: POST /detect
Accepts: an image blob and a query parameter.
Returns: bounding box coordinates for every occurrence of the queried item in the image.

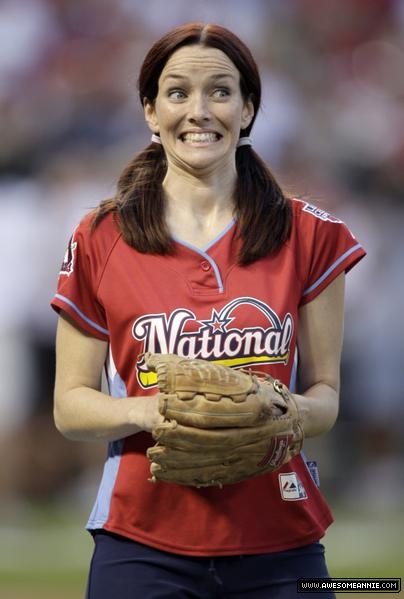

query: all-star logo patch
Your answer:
[59,233,77,277]
[279,472,307,501]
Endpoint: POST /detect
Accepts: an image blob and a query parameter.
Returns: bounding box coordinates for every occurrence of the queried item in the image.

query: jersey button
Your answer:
[200,260,211,271]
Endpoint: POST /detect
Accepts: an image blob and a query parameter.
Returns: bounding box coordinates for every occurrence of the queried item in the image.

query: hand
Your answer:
[128,394,165,433]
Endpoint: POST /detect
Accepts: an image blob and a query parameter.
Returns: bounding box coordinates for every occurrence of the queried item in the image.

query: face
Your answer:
[144,44,254,174]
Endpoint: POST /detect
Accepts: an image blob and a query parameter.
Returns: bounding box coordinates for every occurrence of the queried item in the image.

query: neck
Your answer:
[163,166,236,216]
[162,169,237,248]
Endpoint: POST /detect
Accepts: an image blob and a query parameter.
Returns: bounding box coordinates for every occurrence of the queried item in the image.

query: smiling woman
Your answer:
[50,21,366,599]
[93,22,289,263]
[144,45,254,161]
[143,44,255,245]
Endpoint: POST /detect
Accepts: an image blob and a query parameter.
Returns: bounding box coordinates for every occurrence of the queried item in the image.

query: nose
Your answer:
[188,92,210,123]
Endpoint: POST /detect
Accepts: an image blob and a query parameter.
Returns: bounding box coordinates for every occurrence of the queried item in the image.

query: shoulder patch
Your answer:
[302,202,343,224]
[59,232,77,277]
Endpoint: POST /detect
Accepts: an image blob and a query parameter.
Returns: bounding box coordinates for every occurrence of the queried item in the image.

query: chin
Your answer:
[180,147,225,164]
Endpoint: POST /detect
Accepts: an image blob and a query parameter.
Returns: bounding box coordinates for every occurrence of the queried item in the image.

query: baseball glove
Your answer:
[144,353,303,487]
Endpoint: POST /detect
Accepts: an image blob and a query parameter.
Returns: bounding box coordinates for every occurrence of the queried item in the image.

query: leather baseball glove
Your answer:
[144,353,303,487]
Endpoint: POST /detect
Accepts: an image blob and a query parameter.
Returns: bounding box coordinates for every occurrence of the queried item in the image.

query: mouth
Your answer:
[179,132,222,144]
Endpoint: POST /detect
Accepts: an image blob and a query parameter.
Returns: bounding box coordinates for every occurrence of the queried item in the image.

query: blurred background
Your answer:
[0,0,403,597]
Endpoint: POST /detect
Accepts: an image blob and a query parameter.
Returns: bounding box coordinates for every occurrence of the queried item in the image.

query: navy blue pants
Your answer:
[85,531,335,598]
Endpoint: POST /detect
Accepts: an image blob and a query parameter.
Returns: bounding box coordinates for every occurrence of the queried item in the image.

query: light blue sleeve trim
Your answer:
[54,293,109,336]
[303,244,362,297]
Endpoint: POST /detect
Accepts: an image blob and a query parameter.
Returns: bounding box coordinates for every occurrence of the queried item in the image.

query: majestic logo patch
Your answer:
[279,472,307,501]
[59,233,77,277]
[134,297,294,388]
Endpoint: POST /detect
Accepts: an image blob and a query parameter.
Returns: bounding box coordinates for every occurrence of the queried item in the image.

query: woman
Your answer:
[52,23,366,598]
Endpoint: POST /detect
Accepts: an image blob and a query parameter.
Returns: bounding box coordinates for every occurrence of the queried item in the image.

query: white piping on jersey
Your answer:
[172,220,236,294]
[106,345,128,398]
[289,347,299,393]
[303,243,362,297]
[106,344,116,387]
[54,293,109,336]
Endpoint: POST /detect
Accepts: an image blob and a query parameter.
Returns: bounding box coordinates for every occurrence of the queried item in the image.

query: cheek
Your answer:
[155,101,181,126]
[223,110,246,134]
[218,102,247,125]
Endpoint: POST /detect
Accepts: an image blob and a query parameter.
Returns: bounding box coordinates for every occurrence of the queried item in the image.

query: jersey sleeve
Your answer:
[294,200,366,305]
[51,212,116,340]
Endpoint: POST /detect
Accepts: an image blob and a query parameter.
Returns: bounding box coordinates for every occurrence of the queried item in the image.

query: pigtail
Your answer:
[93,143,173,255]
[234,147,292,265]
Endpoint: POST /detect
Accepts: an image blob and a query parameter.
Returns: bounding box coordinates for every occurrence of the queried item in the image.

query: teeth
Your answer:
[182,132,218,143]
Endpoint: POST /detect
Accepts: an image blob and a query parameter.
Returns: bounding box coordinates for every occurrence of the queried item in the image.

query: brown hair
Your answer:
[94,22,291,265]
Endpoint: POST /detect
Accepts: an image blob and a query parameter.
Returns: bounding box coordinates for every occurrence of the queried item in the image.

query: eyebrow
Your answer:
[161,73,236,83]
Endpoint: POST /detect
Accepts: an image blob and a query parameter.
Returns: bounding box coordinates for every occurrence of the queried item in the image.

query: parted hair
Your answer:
[93,22,292,265]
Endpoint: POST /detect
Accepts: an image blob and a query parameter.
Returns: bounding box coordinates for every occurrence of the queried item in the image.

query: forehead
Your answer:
[160,45,240,81]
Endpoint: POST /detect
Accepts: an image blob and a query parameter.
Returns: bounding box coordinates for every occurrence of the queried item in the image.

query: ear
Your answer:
[143,98,159,133]
[240,96,254,130]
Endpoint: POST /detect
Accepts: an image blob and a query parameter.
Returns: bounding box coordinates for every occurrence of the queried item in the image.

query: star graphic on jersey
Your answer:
[198,309,234,333]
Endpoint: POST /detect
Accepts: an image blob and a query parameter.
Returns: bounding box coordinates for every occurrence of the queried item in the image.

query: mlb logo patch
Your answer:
[279,472,307,501]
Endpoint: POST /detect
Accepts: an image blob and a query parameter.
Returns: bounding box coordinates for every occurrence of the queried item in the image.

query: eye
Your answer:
[168,89,187,100]
[212,87,230,99]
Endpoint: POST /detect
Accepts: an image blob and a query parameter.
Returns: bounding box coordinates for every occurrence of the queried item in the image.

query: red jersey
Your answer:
[51,198,366,556]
